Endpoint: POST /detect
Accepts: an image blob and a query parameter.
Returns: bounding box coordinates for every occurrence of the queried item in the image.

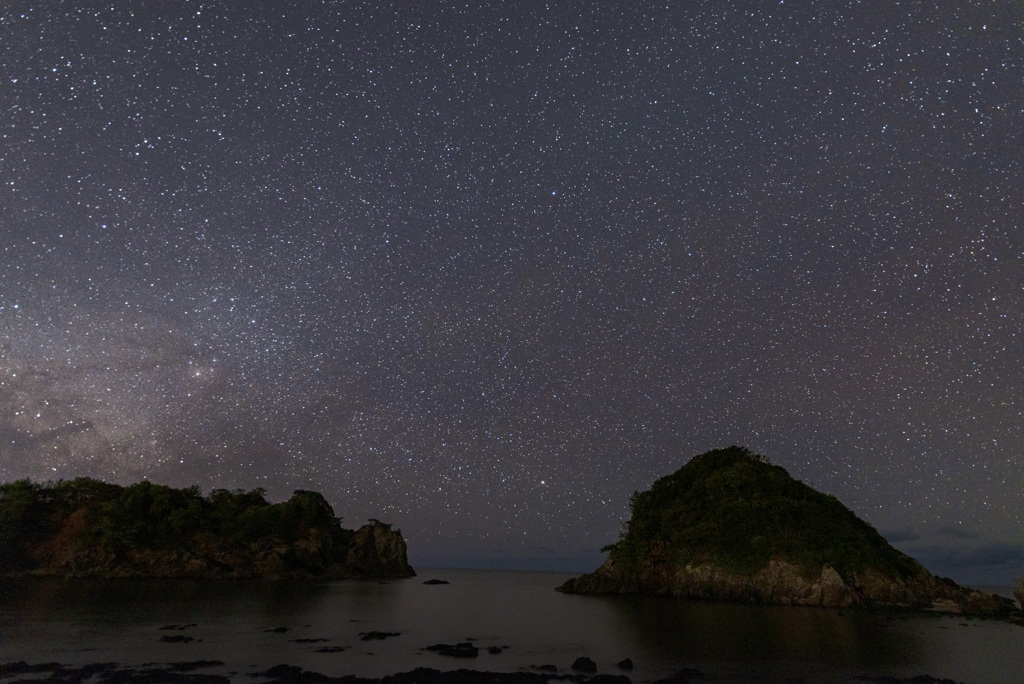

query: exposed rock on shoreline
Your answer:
[0,661,981,684]
[558,447,1015,616]
[0,478,415,580]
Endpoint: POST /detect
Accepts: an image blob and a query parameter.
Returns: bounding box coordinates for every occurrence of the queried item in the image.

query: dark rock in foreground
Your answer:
[0,661,993,684]
[0,478,415,580]
[360,631,401,641]
[426,643,480,658]
[558,447,1016,616]
[650,668,704,684]
[571,657,597,673]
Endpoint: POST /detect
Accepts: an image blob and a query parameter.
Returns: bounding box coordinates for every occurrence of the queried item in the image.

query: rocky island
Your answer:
[0,478,415,579]
[559,446,1016,615]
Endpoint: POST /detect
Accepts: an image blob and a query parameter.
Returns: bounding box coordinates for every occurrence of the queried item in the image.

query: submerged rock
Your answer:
[360,631,401,641]
[558,447,1016,616]
[425,643,479,658]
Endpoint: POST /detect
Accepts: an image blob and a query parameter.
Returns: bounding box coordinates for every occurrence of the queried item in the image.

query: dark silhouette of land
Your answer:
[0,478,414,579]
[559,446,1016,615]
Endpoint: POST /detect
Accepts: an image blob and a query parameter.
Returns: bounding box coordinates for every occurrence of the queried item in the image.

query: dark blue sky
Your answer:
[1,1,1021,584]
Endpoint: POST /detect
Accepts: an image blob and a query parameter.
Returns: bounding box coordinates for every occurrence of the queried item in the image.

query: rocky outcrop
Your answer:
[559,555,1012,613]
[334,521,416,578]
[557,447,1016,616]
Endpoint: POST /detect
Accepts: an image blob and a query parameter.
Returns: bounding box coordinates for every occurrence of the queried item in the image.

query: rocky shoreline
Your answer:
[0,660,982,684]
[557,556,1016,615]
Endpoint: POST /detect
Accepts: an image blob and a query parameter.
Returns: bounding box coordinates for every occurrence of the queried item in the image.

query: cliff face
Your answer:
[558,447,1015,616]
[0,478,415,580]
[334,521,416,579]
[559,555,1011,614]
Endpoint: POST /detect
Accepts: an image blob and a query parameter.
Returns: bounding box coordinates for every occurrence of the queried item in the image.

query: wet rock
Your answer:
[264,626,290,633]
[254,664,305,679]
[571,657,598,673]
[165,661,225,672]
[159,635,198,643]
[425,642,479,657]
[589,676,633,684]
[0,662,67,676]
[360,631,401,640]
[856,675,964,684]
[423,579,450,585]
[616,658,634,670]
[651,668,704,683]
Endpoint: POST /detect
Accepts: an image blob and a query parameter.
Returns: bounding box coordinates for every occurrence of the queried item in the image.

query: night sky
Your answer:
[1,2,1021,584]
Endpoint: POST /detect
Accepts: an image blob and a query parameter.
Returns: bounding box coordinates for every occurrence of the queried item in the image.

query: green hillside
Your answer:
[606,446,920,579]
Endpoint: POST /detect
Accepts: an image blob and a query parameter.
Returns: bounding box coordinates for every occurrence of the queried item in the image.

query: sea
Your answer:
[0,568,1021,684]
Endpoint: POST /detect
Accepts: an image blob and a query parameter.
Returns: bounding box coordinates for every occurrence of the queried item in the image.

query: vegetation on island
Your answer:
[603,446,919,578]
[0,477,414,579]
[563,446,1016,615]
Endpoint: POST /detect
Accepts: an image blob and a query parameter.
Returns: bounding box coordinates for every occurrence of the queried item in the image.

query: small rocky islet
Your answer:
[558,446,1018,616]
[0,478,413,579]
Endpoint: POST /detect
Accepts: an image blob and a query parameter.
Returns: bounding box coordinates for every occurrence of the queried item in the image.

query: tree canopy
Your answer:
[0,477,351,572]
[607,446,920,578]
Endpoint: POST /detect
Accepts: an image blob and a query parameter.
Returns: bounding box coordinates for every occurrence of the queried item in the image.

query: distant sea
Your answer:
[0,569,1020,683]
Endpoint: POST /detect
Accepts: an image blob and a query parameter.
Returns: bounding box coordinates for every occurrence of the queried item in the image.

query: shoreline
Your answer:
[0,660,976,684]
[3,570,1018,684]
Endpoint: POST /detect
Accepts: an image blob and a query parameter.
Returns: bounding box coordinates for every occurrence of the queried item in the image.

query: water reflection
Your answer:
[2,577,331,625]
[601,594,922,667]
[1,571,1019,684]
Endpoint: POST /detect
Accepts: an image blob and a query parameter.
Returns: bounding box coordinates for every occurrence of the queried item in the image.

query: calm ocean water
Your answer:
[0,569,1020,683]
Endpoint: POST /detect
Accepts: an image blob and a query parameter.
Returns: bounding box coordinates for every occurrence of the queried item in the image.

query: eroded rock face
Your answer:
[560,557,862,608]
[558,553,1013,613]
[334,522,416,578]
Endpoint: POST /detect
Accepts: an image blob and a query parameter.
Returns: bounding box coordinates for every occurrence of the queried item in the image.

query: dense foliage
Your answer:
[607,446,920,578]
[0,477,353,573]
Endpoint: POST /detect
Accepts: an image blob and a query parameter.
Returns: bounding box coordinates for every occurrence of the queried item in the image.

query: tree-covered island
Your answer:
[0,478,414,580]
[559,446,1016,615]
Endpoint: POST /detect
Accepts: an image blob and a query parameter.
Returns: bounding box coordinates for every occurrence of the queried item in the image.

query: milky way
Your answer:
[1,2,1021,582]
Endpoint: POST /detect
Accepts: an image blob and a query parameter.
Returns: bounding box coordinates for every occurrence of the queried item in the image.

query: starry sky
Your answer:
[1,1,1022,585]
